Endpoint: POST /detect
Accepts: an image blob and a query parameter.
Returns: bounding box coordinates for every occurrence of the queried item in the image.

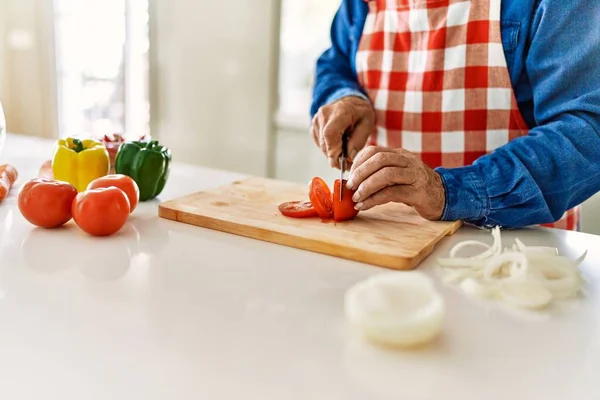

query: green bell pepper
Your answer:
[115,140,172,201]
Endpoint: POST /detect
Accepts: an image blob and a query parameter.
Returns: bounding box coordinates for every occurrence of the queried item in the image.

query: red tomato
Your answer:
[308,177,334,220]
[18,178,78,228]
[87,174,139,213]
[332,179,359,222]
[278,201,318,218]
[72,187,130,236]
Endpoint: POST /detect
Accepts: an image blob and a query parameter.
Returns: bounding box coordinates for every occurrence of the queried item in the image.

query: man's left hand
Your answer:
[346,146,446,221]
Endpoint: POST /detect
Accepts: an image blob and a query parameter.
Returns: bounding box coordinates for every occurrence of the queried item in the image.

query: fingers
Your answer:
[355,185,416,211]
[347,150,410,190]
[311,97,376,170]
[311,111,345,169]
[346,118,373,162]
[310,116,320,148]
[349,145,387,176]
[351,166,418,203]
[321,111,353,169]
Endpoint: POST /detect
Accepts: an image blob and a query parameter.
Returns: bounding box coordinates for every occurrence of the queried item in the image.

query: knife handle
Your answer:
[341,132,349,158]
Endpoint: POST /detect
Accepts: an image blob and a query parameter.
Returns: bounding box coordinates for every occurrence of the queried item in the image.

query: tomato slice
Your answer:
[333,179,359,222]
[278,201,319,218]
[309,177,334,219]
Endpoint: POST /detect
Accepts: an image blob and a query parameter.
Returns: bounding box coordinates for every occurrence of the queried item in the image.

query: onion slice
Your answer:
[460,278,501,299]
[482,251,528,282]
[436,227,585,312]
[514,238,558,256]
[344,272,445,348]
[501,281,552,310]
[449,240,491,258]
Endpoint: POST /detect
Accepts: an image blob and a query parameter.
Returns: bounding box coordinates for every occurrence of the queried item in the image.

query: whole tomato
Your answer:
[72,187,130,236]
[18,178,78,228]
[87,174,139,213]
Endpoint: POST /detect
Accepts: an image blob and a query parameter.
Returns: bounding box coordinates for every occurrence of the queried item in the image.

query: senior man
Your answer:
[310,0,600,230]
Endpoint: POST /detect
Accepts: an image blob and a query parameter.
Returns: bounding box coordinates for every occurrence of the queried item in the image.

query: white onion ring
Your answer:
[483,251,528,282]
[501,281,553,310]
[442,268,481,284]
[437,227,586,311]
[344,272,445,348]
[532,262,581,299]
[514,238,558,256]
[472,227,502,260]
[449,240,491,259]
[460,278,501,299]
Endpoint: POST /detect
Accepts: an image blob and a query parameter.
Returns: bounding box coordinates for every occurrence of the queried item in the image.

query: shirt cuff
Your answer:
[325,87,370,106]
[435,164,490,223]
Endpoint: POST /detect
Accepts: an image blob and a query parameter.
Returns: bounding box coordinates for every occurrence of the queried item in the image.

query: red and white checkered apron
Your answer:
[355,0,579,230]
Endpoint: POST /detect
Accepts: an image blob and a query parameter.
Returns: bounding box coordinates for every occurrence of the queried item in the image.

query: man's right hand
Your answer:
[310,96,376,169]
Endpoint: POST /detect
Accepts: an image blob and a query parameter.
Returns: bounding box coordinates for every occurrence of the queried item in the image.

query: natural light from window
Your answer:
[53,0,149,140]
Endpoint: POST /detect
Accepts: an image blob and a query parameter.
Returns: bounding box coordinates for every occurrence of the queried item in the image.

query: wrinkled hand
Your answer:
[346,146,446,220]
[311,96,376,169]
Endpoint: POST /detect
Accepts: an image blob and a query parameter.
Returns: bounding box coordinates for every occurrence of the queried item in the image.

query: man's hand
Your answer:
[311,96,376,169]
[346,146,446,220]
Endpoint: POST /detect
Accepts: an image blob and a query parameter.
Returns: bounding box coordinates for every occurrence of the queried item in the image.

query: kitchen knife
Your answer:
[339,132,348,201]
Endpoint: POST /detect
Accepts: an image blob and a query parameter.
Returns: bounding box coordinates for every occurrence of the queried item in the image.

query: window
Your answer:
[276,0,340,129]
[53,0,149,139]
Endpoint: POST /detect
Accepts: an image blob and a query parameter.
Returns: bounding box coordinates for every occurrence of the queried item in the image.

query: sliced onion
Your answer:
[449,240,491,258]
[514,238,558,256]
[472,226,502,260]
[532,262,581,299]
[483,251,528,282]
[575,250,588,268]
[446,226,502,261]
[436,227,586,312]
[442,268,481,284]
[500,281,552,310]
[460,278,501,299]
[344,272,445,348]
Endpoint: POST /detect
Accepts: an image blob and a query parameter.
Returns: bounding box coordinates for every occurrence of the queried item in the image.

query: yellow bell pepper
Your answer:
[52,137,110,192]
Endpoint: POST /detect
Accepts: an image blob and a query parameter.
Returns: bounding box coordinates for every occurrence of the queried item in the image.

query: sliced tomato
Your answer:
[278,201,318,218]
[333,179,359,222]
[309,177,334,220]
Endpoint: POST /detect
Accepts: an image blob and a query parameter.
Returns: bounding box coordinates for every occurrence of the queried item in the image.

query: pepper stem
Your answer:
[72,138,85,153]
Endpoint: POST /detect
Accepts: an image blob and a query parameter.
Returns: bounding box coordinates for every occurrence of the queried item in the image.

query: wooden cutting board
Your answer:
[158,177,462,270]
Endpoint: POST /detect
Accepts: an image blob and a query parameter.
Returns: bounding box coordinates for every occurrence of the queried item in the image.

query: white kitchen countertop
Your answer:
[1,133,599,400]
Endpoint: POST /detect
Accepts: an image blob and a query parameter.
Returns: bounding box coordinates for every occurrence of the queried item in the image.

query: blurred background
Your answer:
[1,0,599,233]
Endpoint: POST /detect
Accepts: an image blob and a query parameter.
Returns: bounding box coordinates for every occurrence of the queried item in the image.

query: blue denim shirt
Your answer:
[310,0,600,229]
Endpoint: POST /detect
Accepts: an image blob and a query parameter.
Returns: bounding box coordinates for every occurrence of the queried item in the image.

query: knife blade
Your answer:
[339,132,348,202]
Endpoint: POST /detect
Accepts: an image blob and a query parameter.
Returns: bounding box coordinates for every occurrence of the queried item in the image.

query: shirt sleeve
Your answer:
[310,0,369,118]
[435,0,600,228]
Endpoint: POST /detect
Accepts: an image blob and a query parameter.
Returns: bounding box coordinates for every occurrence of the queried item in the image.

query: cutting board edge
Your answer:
[445,219,463,236]
[158,204,435,270]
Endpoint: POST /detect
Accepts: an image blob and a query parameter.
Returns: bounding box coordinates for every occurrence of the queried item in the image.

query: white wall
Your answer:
[0,0,57,138]
[149,0,279,177]
[0,4,5,99]
[275,128,340,186]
